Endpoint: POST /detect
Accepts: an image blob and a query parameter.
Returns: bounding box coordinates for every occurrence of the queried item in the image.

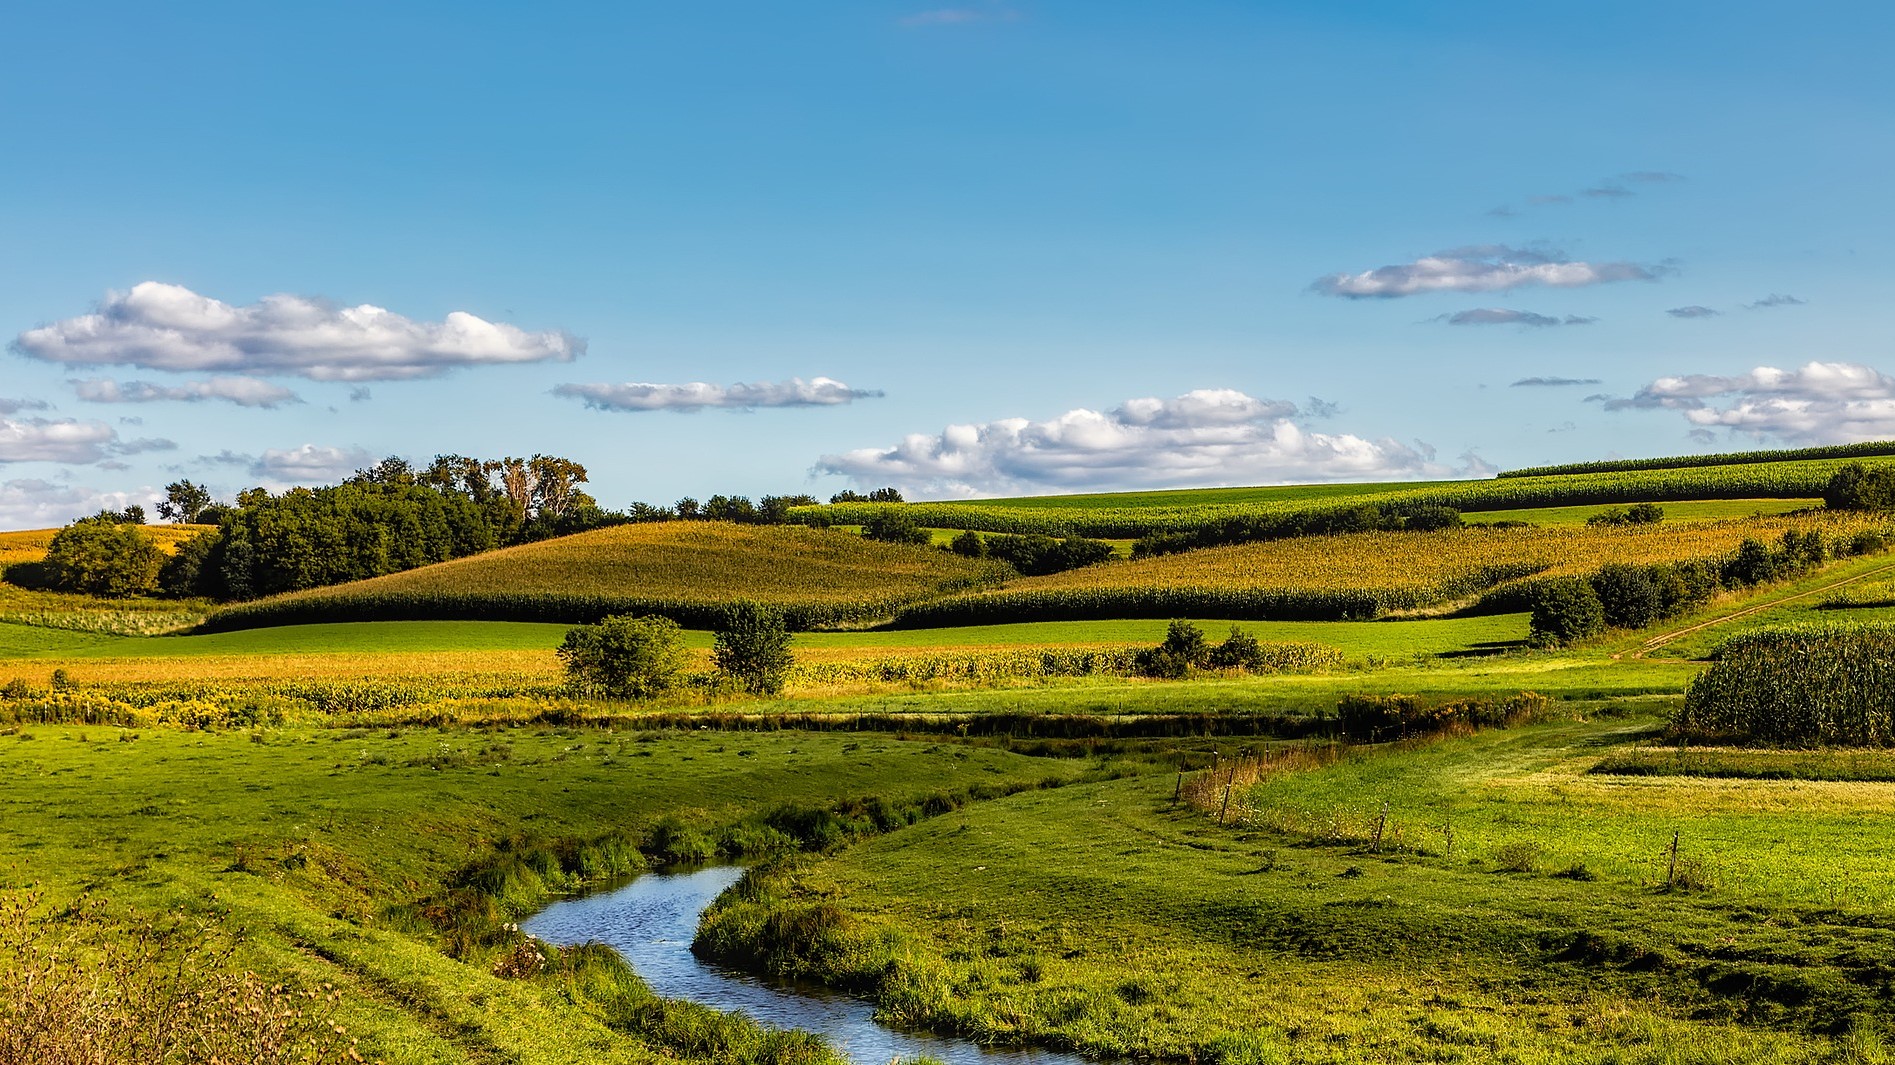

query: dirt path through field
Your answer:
[1615,561,1895,660]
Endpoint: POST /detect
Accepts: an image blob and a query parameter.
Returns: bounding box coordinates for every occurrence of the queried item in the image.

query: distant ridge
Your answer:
[1499,441,1895,479]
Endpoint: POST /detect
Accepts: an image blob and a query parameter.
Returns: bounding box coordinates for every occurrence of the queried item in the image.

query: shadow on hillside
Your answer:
[1436,639,1531,659]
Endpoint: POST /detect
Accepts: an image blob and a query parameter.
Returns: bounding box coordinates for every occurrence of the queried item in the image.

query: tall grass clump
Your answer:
[1680,623,1895,744]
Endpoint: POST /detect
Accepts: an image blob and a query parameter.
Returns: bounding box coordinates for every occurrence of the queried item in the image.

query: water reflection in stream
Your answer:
[522,866,1092,1065]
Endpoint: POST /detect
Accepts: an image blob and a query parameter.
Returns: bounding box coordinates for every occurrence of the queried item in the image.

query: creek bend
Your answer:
[522,865,1092,1065]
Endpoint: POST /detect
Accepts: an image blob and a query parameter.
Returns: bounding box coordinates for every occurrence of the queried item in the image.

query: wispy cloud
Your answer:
[0,397,50,416]
[1666,305,1721,319]
[71,376,302,409]
[901,6,1019,26]
[1314,245,1665,299]
[13,282,582,382]
[1490,171,1684,216]
[198,444,375,486]
[1746,293,1807,310]
[1433,308,1597,328]
[1595,361,1895,442]
[553,377,883,413]
[1511,376,1602,388]
[814,388,1475,497]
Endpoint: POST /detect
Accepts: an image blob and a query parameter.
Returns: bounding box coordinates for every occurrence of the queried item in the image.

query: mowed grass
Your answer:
[0,614,1528,684]
[0,724,1086,1064]
[1472,498,1818,525]
[728,716,1895,1063]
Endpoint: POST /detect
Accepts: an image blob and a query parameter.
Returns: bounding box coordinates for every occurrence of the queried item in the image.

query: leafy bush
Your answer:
[1825,462,1895,510]
[557,614,688,699]
[1590,563,1664,629]
[1528,578,1605,648]
[41,520,162,598]
[712,601,794,696]
[863,511,932,546]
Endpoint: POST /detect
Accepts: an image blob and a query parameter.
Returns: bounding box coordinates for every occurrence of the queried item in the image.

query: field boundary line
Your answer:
[1619,561,1895,660]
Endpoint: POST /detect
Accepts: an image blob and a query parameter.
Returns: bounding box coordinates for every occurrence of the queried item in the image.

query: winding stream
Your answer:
[522,866,1092,1065]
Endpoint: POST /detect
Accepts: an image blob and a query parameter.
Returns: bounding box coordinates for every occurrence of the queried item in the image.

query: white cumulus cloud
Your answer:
[0,418,121,464]
[1599,361,1895,442]
[13,282,582,382]
[814,388,1467,497]
[1314,245,1664,299]
[0,479,153,530]
[71,376,302,408]
[553,377,882,413]
[251,444,378,484]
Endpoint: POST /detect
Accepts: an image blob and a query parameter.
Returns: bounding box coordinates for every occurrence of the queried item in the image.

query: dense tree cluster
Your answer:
[1825,463,1895,511]
[950,531,1115,575]
[1132,620,1275,678]
[829,487,903,504]
[1132,503,1463,558]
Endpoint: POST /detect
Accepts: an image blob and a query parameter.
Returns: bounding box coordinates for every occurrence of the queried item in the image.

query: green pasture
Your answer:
[721,715,1895,1063]
[0,724,1086,1064]
[0,613,1533,665]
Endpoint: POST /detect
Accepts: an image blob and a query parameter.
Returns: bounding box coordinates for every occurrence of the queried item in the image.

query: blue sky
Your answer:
[2,1,1890,523]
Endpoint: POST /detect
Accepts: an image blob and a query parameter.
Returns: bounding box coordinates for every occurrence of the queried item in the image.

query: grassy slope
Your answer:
[0,725,1085,1064]
[204,523,1006,631]
[805,457,1895,537]
[722,717,1895,1063]
[899,512,1895,624]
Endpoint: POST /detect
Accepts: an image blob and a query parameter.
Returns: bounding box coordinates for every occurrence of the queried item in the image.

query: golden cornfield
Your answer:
[897,513,1895,624]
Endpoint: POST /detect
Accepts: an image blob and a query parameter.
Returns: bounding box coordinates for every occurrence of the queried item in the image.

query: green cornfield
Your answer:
[801,457,1888,538]
[1680,623,1895,744]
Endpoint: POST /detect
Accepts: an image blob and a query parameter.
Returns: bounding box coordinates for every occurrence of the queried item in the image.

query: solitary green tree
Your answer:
[712,601,794,695]
[157,480,215,523]
[557,614,687,699]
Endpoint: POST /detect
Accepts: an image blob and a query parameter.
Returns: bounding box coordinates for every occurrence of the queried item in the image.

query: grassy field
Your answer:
[703,714,1895,1063]
[8,451,1895,1063]
[0,723,1094,1064]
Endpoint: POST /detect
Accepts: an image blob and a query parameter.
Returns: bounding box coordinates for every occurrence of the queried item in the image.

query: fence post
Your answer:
[1666,830,1680,887]
[1219,785,1233,825]
[1371,802,1388,852]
